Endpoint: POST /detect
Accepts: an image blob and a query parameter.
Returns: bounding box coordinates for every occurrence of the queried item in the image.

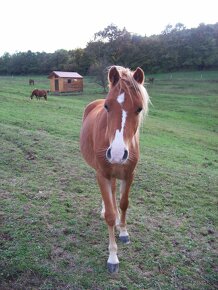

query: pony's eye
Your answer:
[136,107,142,114]
[104,104,109,112]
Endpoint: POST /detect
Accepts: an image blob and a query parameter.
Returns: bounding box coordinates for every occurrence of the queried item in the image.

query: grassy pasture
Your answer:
[0,71,217,289]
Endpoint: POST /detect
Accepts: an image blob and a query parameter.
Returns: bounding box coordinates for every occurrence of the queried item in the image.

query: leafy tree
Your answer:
[0,23,218,75]
[0,53,10,74]
[94,24,127,42]
[88,57,110,93]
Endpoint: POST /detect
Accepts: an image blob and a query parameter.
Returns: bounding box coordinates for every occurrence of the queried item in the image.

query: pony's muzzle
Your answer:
[106,147,129,164]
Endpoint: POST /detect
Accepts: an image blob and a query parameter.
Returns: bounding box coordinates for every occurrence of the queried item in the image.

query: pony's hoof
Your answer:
[107,262,119,273]
[119,235,130,244]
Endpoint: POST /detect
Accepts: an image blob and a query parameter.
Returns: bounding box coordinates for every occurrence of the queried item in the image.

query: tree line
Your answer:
[0,22,217,76]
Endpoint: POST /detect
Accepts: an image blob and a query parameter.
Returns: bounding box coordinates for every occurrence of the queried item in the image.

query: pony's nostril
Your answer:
[123,149,128,160]
[106,148,111,160]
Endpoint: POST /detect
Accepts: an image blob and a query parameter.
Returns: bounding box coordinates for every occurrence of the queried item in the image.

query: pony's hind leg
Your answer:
[119,176,134,244]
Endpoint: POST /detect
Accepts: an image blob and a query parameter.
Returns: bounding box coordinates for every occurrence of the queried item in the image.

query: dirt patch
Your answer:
[25,151,37,161]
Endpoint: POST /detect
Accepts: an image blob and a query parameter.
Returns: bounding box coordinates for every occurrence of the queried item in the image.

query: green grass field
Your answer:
[0,71,217,289]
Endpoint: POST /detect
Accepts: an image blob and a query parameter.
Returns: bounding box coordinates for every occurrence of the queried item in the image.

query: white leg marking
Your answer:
[119,228,129,238]
[108,251,119,264]
[108,226,119,264]
[101,200,105,218]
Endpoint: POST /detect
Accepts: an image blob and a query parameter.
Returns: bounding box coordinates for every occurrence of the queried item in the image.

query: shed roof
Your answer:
[48,71,83,79]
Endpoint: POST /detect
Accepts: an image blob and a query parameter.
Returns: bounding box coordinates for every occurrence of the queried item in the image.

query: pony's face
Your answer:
[104,66,146,164]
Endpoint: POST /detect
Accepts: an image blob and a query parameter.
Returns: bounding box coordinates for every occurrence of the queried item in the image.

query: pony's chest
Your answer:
[111,166,126,179]
[102,162,136,180]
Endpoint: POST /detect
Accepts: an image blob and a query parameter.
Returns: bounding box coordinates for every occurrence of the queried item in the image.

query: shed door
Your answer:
[55,79,59,91]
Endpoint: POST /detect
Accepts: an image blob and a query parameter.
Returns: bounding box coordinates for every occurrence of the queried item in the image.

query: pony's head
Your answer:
[104,66,149,164]
[30,89,38,99]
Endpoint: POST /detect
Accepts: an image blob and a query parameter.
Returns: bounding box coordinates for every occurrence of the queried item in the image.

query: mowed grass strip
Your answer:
[0,72,217,289]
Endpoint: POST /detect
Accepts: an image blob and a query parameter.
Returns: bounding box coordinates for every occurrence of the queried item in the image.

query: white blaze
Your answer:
[109,93,127,163]
[117,92,125,104]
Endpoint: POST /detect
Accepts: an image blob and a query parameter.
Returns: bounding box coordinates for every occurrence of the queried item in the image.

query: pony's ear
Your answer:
[108,66,120,86]
[133,67,144,84]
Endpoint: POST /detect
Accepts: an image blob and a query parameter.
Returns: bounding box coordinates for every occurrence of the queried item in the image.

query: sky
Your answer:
[1,0,217,56]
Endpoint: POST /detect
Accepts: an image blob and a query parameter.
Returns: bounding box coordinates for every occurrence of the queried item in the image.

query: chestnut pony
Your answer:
[80,66,149,273]
[30,89,47,100]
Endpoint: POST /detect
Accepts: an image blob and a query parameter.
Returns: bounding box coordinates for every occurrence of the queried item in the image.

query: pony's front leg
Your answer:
[107,225,119,273]
[97,173,119,273]
[119,175,134,244]
[101,178,120,227]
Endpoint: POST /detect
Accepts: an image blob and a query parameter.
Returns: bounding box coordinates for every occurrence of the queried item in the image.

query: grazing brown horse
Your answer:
[148,77,154,84]
[80,66,149,273]
[29,79,34,85]
[30,89,47,100]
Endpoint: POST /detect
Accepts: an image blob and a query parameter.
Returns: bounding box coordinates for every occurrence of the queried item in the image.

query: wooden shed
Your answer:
[48,71,83,93]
